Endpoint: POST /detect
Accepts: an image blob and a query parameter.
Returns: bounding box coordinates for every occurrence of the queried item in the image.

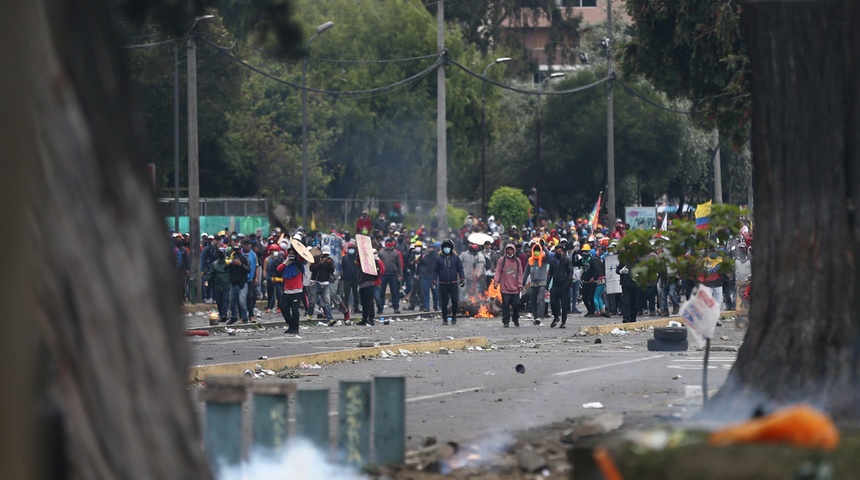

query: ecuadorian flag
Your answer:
[695,201,712,230]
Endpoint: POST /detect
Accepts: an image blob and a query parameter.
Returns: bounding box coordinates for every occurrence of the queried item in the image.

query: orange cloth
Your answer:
[709,404,840,450]
[528,244,545,267]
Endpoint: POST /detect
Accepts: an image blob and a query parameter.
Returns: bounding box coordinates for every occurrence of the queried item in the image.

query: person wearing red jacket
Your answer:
[276,242,306,335]
[355,211,372,236]
[494,243,524,327]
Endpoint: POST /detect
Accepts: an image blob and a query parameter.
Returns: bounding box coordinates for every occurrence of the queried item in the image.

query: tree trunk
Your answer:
[0,1,211,478]
[706,1,860,421]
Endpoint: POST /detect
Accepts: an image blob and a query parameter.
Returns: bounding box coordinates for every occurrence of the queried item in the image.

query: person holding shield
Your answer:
[276,241,307,335]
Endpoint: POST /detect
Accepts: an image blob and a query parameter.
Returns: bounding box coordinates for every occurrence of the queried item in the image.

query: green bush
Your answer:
[488,186,530,228]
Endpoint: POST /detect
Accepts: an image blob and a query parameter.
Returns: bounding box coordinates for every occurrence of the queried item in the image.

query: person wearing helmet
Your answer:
[575,243,598,317]
[433,239,466,325]
[494,243,524,327]
[309,245,336,325]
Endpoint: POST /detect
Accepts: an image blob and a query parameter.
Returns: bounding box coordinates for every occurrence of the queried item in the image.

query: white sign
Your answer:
[679,285,721,347]
[604,254,622,295]
[625,207,658,230]
[355,234,377,275]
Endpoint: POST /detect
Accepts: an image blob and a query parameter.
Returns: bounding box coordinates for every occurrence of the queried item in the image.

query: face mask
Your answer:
[348,248,355,255]
[415,247,422,253]
[533,251,540,257]
[443,247,452,255]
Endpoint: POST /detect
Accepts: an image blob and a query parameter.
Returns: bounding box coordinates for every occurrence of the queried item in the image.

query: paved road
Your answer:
[188,311,745,450]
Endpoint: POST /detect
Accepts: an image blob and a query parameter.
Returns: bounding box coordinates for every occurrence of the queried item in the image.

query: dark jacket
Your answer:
[310,255,335,282]
[378,248,403,276]
[418,251,437,280]
[433,252,465,284]
[227,251,251,285]
[206,258,231,291]
[580,254,604,283]
[546,254,573,292]
[616,261,638,289]
[341,253,360,283]
[359,258,384,288]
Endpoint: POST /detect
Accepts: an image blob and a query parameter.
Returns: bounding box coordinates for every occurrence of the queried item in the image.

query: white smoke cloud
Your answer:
[218,439,366,480]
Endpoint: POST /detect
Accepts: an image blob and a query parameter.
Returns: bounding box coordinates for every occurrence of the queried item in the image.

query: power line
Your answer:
[448,58,610,95]
[201,37,442,97]
[616,80,690,114]
[124,36,188,49]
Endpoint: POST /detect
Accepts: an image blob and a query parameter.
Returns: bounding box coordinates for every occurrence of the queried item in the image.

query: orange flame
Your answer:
[474,305,494,318]
[487,281,501,302]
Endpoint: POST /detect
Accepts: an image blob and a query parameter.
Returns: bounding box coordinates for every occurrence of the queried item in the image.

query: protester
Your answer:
[205,248,231,324]
[494,243,524,328]
[378,238,404,314]
[276,241,306,335]
[226,244,251,325]
[547,243,573,328]
[341,242,361,314]
[523,242,549,324]
[309,245,336,326]
[433,239,466,325]
[356,249,383,326]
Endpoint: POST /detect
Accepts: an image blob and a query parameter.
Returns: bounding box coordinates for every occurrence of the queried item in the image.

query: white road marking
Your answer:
[552,355,666,376]
[406,387,486,403]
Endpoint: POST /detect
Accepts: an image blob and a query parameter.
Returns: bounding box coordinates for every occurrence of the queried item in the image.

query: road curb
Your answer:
[578,317,680,336]
[189,336,490,381]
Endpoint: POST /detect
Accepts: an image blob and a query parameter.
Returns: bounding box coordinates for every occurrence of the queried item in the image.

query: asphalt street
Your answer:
[187,310,745,450]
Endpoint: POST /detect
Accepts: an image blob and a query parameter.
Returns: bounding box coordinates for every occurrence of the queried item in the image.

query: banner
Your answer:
[625,207,657,230]
[355,234,377,275]
[604,254,622,294]
[679,285,721,347]
[321,234,344,277]
[588,192,603,230]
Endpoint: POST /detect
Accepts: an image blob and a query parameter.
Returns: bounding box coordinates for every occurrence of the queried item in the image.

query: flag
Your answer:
[310,212,317,232]
[660,212,668,231]
[588,192,603,230]
[695,201,712,230]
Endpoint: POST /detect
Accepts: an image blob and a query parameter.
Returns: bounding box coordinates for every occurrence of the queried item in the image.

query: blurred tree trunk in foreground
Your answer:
[0,0,211,478]
[707,1,860,420]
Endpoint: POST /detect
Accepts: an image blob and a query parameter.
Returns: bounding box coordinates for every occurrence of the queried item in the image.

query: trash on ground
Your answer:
[668,320,683,327]
[515,364,526,374]
[610,328,627,336]
[583,402,604,409]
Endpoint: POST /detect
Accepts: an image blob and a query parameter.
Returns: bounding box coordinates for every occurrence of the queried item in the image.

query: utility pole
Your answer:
[436,0,448,237]
[713,128,723,204]
[187,35,200,304]
[174,42,180,233]
[606,0,616,225]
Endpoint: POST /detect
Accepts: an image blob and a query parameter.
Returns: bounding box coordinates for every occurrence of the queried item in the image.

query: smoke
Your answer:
[218,440,365,480]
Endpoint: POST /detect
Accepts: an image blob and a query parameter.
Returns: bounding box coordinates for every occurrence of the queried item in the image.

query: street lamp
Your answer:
[534,72,565,228]
[301,21,334,227]
[480,57,511,219]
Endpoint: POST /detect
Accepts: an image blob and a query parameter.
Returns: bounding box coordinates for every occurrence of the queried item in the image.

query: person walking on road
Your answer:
[309,245,336,326]
[226,244,251,324]
[341,242,361,314]
[276,242,306,335]
[523,242,549,324]
[356,249,384,326]
[206,248,231,324]
[378,238,404,314]
[494,243,524,328]
[433,238,466,325]
[577,244,597,317]
[617,256,640,323]
[547,243,573,328]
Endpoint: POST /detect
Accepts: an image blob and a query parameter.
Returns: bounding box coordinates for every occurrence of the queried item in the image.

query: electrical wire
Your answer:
[201,37,441,97]
[448,58,610,95]
[616,80,690,114]
[124,36,188,49]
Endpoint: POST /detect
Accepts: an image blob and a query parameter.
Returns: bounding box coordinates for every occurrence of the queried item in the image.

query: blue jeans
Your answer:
[311,282,333,320]
[229,282,248,321]
[660,279,680,311]
[421,278,439,310]
[570,280,581,312]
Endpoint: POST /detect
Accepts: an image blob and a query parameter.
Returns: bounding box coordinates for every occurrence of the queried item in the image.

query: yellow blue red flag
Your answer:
[695,201,712,229]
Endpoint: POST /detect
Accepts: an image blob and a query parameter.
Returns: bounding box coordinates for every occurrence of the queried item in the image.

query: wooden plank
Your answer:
[373,377,406,465]
[338,381,371,467]
[355,234,377,275]
[204,402,244,472]
[295,389,330,452]
[252,393,289,452]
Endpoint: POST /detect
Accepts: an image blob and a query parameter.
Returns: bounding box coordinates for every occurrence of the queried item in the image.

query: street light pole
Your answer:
[174,42,180,233]
[535,72,565,228]
[186,14,213,304]
[301,21,334,228]
[481,57,511,219]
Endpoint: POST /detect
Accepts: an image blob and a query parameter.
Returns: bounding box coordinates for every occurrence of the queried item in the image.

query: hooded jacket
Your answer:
[494,246,524,295]
[433,245,464,284]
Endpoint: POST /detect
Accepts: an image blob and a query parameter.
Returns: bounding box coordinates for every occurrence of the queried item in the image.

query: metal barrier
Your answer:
[198,376,406,471]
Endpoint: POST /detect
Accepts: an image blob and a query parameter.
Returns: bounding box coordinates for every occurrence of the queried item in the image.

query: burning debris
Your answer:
[461,280,503,318]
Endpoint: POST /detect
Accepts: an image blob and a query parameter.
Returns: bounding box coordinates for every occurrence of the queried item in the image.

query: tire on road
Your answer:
[647,338,689,352]
[653,326,687,342]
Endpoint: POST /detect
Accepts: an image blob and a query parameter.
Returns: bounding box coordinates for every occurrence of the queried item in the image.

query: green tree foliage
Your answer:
[618,0,750,145]
[488,186,530,228]
[616,203,747,287]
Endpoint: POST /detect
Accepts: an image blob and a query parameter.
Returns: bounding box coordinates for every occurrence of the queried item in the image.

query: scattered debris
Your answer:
[594,338,602,344]
[298,362,321,369]
[582,402,604,409]
[672,375,682,380]
[517,448,547,473]
[610,328,628,336]
[668,320,683,327]
[515,364,526,374]
[258,356,268,360]
[562,413,625,443]
[358,342,376,348]
[484,371,495,376]
[438,348,449,355]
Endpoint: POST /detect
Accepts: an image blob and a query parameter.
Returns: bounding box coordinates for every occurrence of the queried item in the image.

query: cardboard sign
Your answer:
[355,234,377,275]
[604,254,622,294]
[679,285,721,347]
[292,239,315,264]
[625,207,657,230]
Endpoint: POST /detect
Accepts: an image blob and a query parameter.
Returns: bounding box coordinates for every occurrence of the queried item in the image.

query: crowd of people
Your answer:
[171,209,753,333]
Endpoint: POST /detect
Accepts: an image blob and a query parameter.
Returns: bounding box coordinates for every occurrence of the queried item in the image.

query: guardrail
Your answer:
[198,376,406,472]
